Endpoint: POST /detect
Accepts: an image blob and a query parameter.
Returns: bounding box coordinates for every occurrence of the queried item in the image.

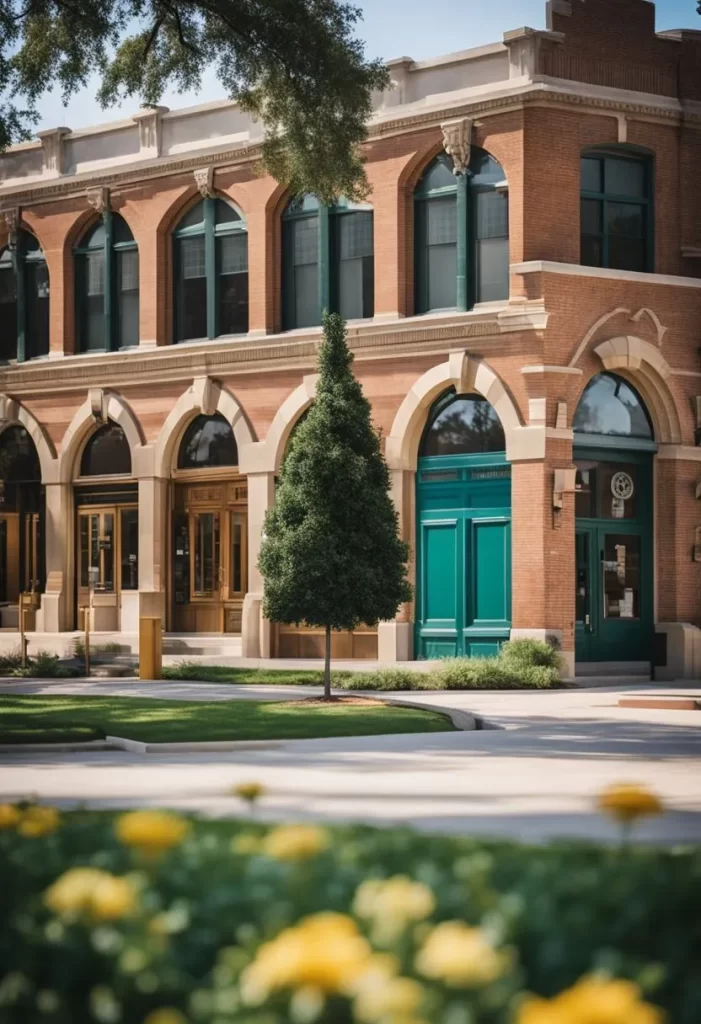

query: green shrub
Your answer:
[500,636,562,670]
[0,811,697,1024]
[0,647,23,672]
[0,649,79,679]
[334,667,439,691]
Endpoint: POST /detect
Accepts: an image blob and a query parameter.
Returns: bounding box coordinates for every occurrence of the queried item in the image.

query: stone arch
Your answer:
[0,395,57,483]
[154,376,256,478]
[385,352,523,471]
[239,375,318,475]
[59,391,146,483]
[590,336,682,444]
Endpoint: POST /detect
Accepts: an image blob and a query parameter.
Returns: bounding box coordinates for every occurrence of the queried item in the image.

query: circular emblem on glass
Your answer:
[611,471,634,500]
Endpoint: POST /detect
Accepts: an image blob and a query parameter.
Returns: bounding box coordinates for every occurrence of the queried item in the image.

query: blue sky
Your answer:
[32,0,699,132]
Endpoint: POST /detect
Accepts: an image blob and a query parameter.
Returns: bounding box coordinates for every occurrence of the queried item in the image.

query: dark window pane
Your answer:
[575,465,596,518]
[475,190,508,240]
[421,393,505,456]
[418,154,456,192]
[0,263,17,361]
[218,234,248,335]
[82,250,105,351]
[337,211,374,320]
[80,221,106,248]
[608,202,644,238]
[0,426,41,481]
[173,512,190,604]
[609,236,645,272]
[177,413,238,469]
[80,423,132,476]
[283,215,319,329]
[581,234,603,267]
[117,249,139,348]
[112,214,135,244]
[427,243,457,310]
[469,149,506,186]
[573,373,653,439]
[120,508,139,590]
[581,157,602,193]
[25,260,49,359]
[603,534,640,618]
[605,157,646,198]
[581,198,602,235]
[475,238,508,302]
[177,236,207,340]
[177,201,205,231]
[215,200,242,225]
[418,195,457,312]
[426,196,457,246]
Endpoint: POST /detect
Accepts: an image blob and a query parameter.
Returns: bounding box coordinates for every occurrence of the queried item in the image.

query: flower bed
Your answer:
[0,790,698,1024]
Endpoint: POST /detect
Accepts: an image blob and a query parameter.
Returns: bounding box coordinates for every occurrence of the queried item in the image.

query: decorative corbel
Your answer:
[37,126,70,176]
[194,166,215,199]
[0,394,20,423]
[191,376,218,416]
[86,187,110,216]
[553,467,576,511]
[555,401,568,430]
[88,388,108,424]
[133,105,168,158]
[441,117,472,176]
[0,207,19,249]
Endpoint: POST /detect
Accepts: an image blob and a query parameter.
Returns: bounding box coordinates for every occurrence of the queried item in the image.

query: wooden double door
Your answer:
[0,506,42,627]
[75,502,139,630]
[171,479,248,633]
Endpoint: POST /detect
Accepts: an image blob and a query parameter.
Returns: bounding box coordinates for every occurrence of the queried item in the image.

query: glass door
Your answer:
[575,526,595,661]
[191,511,222,598]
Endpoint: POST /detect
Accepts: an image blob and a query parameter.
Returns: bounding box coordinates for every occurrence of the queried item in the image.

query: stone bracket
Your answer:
[553,467,576,510]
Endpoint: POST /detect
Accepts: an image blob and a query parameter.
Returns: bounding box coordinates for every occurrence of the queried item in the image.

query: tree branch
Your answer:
[143,14,165,58]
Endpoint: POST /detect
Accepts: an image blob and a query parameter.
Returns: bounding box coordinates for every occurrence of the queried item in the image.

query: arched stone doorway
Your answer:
[573,372,656,663]
[170,413,248,634]
[415,390,511,658]
[0,425,43,628]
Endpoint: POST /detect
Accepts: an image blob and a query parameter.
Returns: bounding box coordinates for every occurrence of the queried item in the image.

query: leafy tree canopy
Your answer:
[0,0,389,202]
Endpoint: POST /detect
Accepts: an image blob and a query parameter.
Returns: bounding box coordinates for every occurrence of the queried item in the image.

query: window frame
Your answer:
[173,196,248,343]
[0,229,49,363]
[580,149,653,273]
[74,213,139,353]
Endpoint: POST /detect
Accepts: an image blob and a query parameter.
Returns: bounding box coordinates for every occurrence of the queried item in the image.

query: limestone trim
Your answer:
[239,375,319,475]
[59,391,146,483]
[0,394,58,483]
[153,376,256,479]
[590,336,682,445]
[655,445,701,462]
[512,260,701,290]
[385,351,523,471]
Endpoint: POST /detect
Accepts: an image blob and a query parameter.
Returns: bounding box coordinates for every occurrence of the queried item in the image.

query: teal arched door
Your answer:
[415,392,511,659]
[573,373,655,663]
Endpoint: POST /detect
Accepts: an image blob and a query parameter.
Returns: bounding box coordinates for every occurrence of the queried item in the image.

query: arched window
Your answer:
[177,413,238,469]
[420,391,506,457]
[173,198,248,342]
[282,194,374,330]
[0,230,49,363]
[574,373,653,440]
[74,213,139,352]
[80,423,132,476]
[414,148,508,315]
[0,425,41,481]
[581,150,652,272]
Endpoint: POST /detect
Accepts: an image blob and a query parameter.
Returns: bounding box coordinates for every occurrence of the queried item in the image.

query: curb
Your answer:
[374,696,477,732]
[105,735,285,754]
[0,740,118,753]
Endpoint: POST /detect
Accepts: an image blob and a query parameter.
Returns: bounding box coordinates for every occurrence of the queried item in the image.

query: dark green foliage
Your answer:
[500,637,562,669]
[0,813,699,1022]
[0,0,389,201]
[259,312,412,636]
[0,648,79,678]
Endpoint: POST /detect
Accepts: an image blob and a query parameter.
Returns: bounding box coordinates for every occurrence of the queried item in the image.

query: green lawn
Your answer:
[0,694,454,744]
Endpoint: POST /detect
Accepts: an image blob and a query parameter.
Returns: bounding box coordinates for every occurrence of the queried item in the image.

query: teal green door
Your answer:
[416,455,511,658]
[574,450,653,662]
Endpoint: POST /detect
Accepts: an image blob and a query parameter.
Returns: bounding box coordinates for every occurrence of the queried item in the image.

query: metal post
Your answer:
[84,606,90,677]
[19,592,27,668]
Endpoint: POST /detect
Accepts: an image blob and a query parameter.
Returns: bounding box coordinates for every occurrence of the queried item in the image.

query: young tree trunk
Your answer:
[324,624,332,700]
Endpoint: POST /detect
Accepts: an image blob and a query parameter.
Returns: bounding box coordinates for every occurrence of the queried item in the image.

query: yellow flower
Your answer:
[353,877,435,942]
[354,977,425,1023]
[262,824,330,861]
[597,784,663,824]
[515,976,664,1024]
[415,922,505,987]
[115,810,189,856]
[232,782,266,805]
[0,804,21,829]
[45,867,136,920]
[90,874,137,920]
[143,1010,189,1024]
[241,912,372,1004]
[231,833,262,855]
[17,805,60,838]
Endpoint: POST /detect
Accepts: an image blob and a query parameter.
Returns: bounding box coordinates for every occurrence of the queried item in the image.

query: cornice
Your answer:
[1,80,698,208]
[0,306,547,396]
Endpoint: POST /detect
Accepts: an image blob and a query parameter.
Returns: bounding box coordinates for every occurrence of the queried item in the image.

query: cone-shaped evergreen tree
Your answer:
[259,312,412,697]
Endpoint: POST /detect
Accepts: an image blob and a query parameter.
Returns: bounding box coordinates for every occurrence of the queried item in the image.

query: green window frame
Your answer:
[414,148,509,315]
[580,151,653,273]
[74,213,139,353]
[0,229,49,363]
[281,195,374,330]
[173,197,248,343]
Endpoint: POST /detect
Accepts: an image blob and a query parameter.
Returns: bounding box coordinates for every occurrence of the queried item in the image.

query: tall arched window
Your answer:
[282,194,374,330]
[79,422,132,476]
[573,373,653,440]
[414,148,508,315]
[177,414,238,469]
[74,213,139,352]
[420,391,506,457]
[581,150,652,272]
[0,229,49,363]
[173,198,248,342]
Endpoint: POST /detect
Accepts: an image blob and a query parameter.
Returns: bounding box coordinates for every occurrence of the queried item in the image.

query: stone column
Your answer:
[38,481,72,632]
[241,470,276,657]
[130,446,168,630]
[377,468,415,662]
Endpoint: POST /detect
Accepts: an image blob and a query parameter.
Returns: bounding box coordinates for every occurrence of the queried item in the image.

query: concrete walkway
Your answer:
[1,679,700,845]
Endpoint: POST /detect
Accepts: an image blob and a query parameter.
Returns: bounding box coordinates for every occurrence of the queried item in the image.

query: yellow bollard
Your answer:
[139,616,162,680]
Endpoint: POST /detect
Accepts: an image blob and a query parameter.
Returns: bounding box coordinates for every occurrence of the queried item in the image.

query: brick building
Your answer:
[1,0,700,676]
